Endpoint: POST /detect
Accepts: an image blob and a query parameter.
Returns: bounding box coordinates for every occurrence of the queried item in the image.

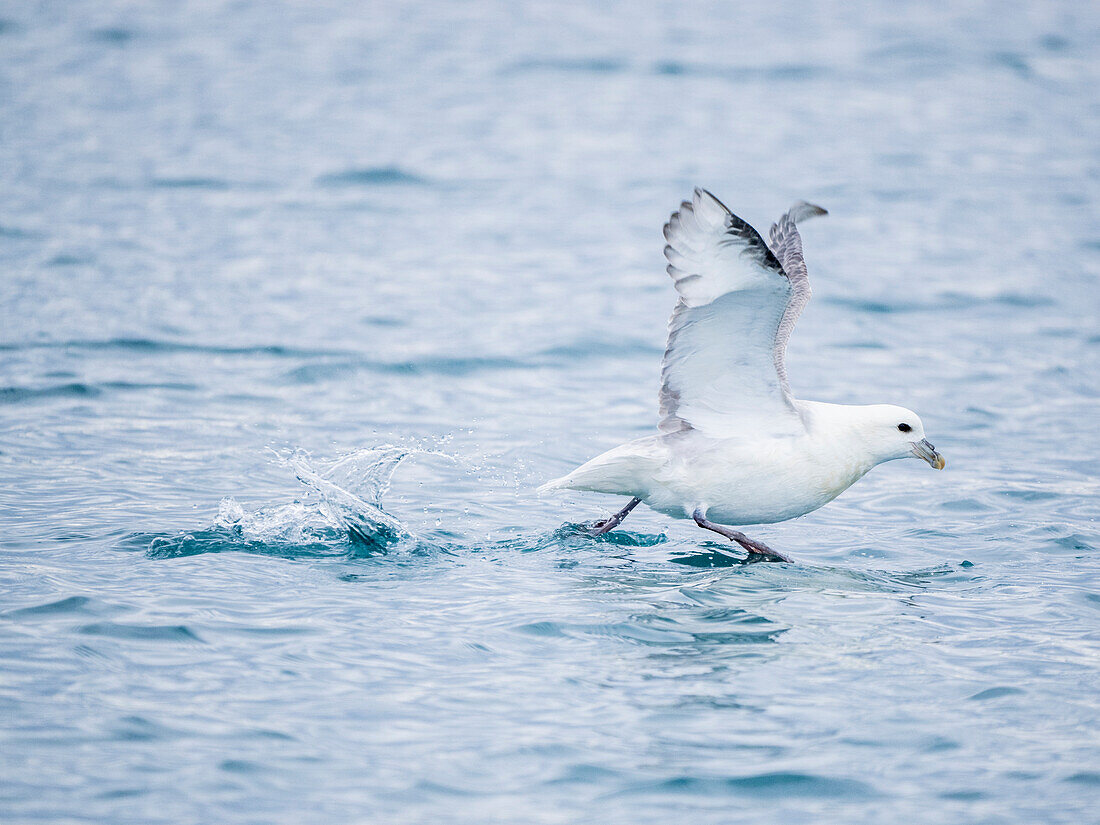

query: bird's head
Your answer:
[852,404,946,470]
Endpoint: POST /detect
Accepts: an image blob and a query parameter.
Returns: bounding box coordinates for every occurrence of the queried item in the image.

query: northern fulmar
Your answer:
[540,188,945,562]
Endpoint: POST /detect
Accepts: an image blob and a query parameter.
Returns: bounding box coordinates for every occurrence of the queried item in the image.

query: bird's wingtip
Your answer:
[789,200,828,222]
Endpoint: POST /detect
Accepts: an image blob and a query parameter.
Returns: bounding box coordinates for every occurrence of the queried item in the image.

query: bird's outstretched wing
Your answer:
[658,189,826,437]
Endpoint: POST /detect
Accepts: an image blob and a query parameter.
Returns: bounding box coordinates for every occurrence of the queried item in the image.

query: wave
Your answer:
[314,166,427,187]
[0,337,345,357]
[0,380,197,404]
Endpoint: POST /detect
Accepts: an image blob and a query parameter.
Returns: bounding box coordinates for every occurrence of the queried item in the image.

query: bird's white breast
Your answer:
[642,428,873,525]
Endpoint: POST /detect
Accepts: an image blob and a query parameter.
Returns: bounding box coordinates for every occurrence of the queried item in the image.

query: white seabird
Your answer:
[540,188,945,562]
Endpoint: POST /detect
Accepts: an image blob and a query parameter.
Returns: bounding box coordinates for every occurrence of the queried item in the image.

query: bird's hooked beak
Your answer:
[911,438,946,470]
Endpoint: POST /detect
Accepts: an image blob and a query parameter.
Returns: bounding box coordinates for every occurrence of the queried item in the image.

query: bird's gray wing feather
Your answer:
[768,200,827,393]
[658,190,825,437]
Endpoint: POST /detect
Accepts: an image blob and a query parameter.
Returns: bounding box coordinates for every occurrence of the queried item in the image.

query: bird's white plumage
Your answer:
[541,189,944,537]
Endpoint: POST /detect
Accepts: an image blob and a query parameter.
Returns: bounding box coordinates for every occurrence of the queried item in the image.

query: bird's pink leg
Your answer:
[692,509,793,563]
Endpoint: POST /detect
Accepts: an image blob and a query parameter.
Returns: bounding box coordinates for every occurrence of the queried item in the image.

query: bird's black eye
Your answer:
[898,423,911,433]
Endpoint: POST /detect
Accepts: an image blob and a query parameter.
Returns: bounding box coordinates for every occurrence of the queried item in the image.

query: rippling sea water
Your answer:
[2,2,1100,823]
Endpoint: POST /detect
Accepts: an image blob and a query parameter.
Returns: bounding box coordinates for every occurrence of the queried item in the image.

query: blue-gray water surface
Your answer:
[2,2,1100,823]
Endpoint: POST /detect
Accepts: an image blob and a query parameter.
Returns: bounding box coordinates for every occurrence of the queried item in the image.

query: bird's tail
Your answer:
[537,476,568,495]
[537,437,666,499]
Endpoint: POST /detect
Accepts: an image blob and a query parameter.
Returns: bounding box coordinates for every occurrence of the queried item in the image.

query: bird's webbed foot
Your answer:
[583,497,642,536]
[737,539,793,564]
[584,517,616,536]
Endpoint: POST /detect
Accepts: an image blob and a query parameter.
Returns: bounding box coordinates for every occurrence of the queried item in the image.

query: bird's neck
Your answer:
[797,400,884,482]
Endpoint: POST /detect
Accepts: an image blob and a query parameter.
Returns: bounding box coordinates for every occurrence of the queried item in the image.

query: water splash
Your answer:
[138,446,433,559]
[287,447,412,543]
